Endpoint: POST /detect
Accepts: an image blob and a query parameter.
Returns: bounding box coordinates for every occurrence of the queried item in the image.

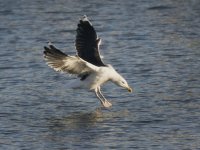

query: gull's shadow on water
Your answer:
[44,108,130,144]
[47,107,125,130]
[49,108,105,129]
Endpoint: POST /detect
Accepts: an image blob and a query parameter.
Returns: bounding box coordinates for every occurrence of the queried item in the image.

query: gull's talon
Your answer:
[102,101,112,108]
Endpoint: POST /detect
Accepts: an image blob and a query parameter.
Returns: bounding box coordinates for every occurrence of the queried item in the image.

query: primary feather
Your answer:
[44,44,97,75]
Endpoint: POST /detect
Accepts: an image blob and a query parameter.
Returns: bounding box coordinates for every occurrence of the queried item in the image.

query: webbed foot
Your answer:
[102,100,112,108]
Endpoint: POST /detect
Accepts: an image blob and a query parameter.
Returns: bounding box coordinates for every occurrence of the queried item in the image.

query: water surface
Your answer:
[0,0,200,149]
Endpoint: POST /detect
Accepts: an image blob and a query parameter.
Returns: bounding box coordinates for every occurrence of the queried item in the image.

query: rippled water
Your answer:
[1,0,200,149]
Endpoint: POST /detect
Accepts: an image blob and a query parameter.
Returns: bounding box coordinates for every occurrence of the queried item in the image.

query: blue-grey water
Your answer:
[1,0,200,149]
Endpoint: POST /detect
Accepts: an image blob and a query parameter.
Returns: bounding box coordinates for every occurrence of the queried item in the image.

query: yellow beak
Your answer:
[127,86,133,93]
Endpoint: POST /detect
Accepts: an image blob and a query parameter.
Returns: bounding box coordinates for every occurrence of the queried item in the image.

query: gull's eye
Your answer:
[121,81,125,84]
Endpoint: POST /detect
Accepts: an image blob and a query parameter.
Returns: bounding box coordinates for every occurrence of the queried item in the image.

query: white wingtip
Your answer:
[82,15,92,25]
[82,15,88,21]
[48,41,53,46]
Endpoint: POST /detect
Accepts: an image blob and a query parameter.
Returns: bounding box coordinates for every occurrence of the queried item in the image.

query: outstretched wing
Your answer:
[75,16,106,67]
[43,43,98,75]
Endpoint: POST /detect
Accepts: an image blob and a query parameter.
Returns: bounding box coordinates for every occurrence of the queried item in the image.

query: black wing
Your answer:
[75,16,106,67]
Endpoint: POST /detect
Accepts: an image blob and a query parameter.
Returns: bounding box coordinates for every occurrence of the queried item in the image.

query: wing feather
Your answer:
[75,16,105,67]
[44,44,98,75]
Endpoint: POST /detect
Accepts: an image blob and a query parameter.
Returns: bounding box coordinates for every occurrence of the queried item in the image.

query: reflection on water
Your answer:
[48,109,105,130]
[46,108,131,133]
[0,0,200,149]
[44,109,132,149]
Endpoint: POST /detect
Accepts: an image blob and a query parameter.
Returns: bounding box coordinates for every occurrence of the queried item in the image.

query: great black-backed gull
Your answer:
[43,16,132,108]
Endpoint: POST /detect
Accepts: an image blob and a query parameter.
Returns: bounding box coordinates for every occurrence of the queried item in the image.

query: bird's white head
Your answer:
[115,75,133,93]
[108,65,132,93]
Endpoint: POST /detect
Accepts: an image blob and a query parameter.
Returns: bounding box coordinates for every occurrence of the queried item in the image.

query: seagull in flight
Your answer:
[43,16,132,108]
